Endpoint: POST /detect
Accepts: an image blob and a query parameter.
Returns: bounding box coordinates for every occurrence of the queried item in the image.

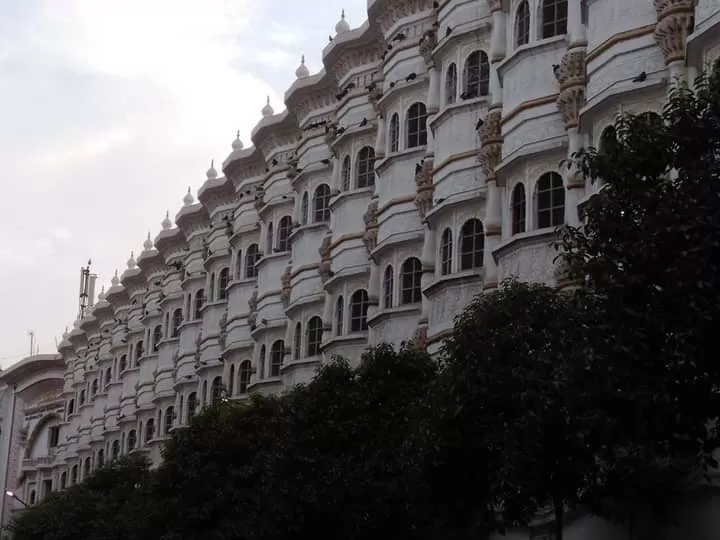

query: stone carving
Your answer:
[324,122,340,157]
[253,186,265,212]
[414,160,434,219]
[554,50,587,130]
[362,199,379,254]
[375,0,435,35]
[410,325,428,350]
[286,155,300,179]
[418,29,437,68]
[280,266,292,307]
[219,310,228,346]
[367,84,383,118]
[654,5,694,65]
[477,110,503,181]
[318,235,333,282]
[486,0,503,12]
[247,290,258,328]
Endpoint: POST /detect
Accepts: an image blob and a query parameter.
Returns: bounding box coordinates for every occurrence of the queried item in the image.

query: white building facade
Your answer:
[2,0,720,536]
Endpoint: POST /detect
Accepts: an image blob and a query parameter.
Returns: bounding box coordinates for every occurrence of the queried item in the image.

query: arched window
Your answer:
[463,51,490,98]
[406,103,428,148]
[294,322,302,359]
[187,392,197,420]
[350,290,369,332]
[79,390,86,405]
[228,364,235,396]
[266,222,274,253]
[164,407,174,435]
[445,63,457,104]
[235,249,243,279]
[542,0,568,39]
[400,258,422,304]
[71,464,79,484]
[383,265,394,308]
[60,472,67,489]
[440,228,453,275]
[335,295,345,335]
[313,184,331,222]
[277,216,292,252]
[306,316,323,357]
[29,490,36,505]
[172,308,183,337]
[218,268,230,300]
[194,290,205,319]
[67,398,75,416]
[270,340,284,377]
[127,429,137,451]
[536,172,565,229]
[111,440,120,459]
[84,457,91,477]
[258,345,266,380]
[201,380,208,404]
[239,361,252,394]
[209,273,216,302]
[460,219,485,271]
[356,147,376,188]
[515,1,531,46]
[135,340,144,362]
[389,113,400,153]
[301,192,309,224]
[512,184,527,235]
[341,155,352,191]
[91,378,98,396]
[211,376,224,402]
[246,244,259,278]
[97,449,104,468]
[104,367,112,389]
[152,325,163,351]
[145,419,155,443]
[119,354,127,372]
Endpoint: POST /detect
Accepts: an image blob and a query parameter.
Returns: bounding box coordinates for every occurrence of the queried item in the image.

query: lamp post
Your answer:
[4,491,28,508]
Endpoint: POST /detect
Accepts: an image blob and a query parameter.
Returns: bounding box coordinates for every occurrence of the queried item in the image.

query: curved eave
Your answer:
[197,175,235,206]
[175,203,209,238]
[105,284,128,305]
[155,227,187,258]
[285,69,329,104]
[120,267,144,288]
[91,300,114,321]
[67,327,87,346]
[251,108,297,146]
[79,314,98,333]
[57,338,73,352]
[322,20,374,65]
[222,145,257,175]
[0,354,64,386]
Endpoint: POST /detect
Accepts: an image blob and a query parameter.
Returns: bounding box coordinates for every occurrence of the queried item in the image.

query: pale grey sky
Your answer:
[0,0,367,368]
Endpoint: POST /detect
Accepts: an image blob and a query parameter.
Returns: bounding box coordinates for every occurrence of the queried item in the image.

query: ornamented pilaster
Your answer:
[362,199,379,254]
[654,0,694,66]
[218,309,228,350]
[280,266,292,308]
[414,160,434,219]
[554,50,587,130]
[477,110,503,182]
[410,326,428,351]
[253,187,266,212]
[318,236,333,283]
[247,290,258,328]
[419,29,439,114]
[419,29,437,69]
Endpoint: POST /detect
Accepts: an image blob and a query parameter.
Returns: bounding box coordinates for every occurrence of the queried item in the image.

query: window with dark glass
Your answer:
[542,0,568,39]
[463,51,490,98]
[306,316,323,357]
[313,184,331,222]
[383,265,394,308]
[239,361,252,394]
[341,156,352,191]
[389,113,400,152]
[400,258,422,304]
[270,341,284,377]
[440,228,453,275]
[536,172,565,229]
[459,219,485,271]
[246,244,259,278]
[406,103,428,148]
[512,184,526,235]
[445,63,457,104]
[356,147,376,188]
[336,296,344,335]
[350,290,369,332]
[218,268,230,300]
[277,216,292,252]
[515,1,531,46]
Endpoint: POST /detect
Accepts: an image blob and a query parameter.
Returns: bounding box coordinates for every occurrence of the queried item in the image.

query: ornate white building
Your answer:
[2,0,720,536]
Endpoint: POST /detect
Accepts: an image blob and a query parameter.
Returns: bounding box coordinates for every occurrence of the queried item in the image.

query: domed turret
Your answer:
[335,10,350,34]
[183,186,194,206]
[126,251,137,270]
[295,55,310,79]
[261,96,274,117]
[162,211,172,230]
[206,160,218,180]
[97,286,106,303]
[232,130,244,151]
[143,232,154,251]
[111,269,120,286]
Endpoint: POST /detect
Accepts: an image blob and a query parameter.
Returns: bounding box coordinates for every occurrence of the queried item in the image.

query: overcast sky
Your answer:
[0,0,367,368]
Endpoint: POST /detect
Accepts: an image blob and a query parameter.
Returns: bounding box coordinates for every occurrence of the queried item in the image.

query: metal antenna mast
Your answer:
[78,259,97,320]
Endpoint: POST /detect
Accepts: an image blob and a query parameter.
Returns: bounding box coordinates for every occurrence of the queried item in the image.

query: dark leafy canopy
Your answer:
[438,281,610,540]
[8,454,151,540]
[560,65,720,522]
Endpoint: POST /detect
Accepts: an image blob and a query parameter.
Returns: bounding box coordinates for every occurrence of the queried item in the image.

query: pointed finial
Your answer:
[143,231,154,251]
[206,160,218,180]
[162,210,172,229]
[232,130,244,150]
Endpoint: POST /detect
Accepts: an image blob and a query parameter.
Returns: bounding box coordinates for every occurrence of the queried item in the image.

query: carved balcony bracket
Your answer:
[554,50,587,129]
[280,266,292,308]
[414,159,434,219]
[362,199,379,254]
[477,110,503,181]
[318,235,333,283]
[247,290,258,328]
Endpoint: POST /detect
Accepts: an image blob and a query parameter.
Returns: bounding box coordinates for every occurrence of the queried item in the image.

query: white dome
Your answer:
[183,186,194,205]
[127,251,137,269]
[261,96,274,117]
[232,131,244,150]
[143,232,154,251]
[98,286,106,302]
[295,55,310,79]
[161,211,172,230]
[335,10,350,34]
[206,160,218,180]
[111,269,120,286]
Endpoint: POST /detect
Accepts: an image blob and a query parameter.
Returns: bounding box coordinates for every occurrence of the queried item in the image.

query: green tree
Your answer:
[560,65,720,531]
[8,454,151,540]
[439,280,610,540]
